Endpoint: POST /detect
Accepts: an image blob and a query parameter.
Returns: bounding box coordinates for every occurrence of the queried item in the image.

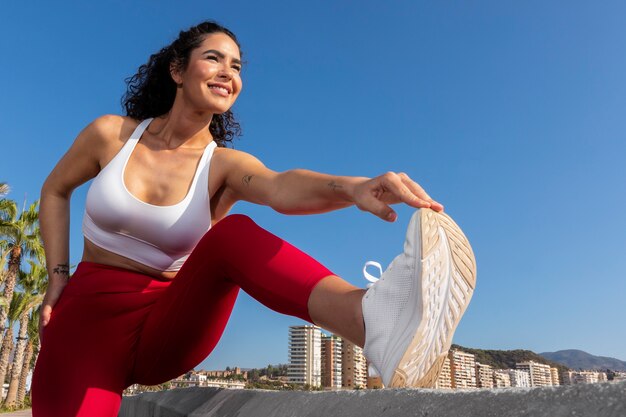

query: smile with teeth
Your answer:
[208,85,230,95]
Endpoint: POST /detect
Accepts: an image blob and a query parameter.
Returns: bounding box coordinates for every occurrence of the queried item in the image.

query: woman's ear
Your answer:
[170,62,183,87]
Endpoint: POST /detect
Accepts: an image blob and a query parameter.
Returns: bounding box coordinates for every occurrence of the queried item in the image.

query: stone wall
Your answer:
[119,380,626,417]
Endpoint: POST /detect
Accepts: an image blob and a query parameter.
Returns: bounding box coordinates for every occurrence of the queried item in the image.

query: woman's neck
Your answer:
[150,107,214,149]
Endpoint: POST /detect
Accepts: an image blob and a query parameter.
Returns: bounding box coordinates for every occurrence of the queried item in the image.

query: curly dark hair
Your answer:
[122,21,242,147]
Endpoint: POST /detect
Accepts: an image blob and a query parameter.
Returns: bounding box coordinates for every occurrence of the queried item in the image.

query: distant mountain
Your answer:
[451,344,569,374]
[539,350,626,371]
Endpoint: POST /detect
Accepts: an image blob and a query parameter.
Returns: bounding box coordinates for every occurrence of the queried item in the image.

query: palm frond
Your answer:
[8,292,26,323]
[0,199,17,222]
[0,183,9,197]
[27,308,40,345]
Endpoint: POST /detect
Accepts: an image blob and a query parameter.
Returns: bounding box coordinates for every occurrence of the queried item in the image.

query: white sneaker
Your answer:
[362,208,476,388]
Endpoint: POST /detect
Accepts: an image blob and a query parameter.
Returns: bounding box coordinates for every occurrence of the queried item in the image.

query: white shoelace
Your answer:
[363,261,383,288]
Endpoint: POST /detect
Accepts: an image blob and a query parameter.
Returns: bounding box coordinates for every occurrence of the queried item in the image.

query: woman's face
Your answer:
[173,32,243,115]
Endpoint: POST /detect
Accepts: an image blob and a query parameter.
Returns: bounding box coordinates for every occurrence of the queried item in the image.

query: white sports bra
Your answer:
[82,118,217,271]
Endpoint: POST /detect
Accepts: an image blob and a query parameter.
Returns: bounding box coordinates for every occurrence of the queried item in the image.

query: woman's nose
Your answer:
[216,66,233,80]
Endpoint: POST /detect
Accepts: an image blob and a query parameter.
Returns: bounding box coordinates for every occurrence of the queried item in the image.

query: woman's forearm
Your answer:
[271,169,369,214]
[39,185,71,301]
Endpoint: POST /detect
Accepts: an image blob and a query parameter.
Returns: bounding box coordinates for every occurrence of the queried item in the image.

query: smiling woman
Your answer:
[123,22,242,147]
[31,20,476,417]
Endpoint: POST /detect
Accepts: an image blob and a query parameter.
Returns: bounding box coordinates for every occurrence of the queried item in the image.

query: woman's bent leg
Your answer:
[32,263,171,417]
[130,214,335,385]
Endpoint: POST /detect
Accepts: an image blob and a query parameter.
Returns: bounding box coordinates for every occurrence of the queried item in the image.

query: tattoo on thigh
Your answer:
[53,263,70,278]
[242,175,253,186]
[328,181,343,191]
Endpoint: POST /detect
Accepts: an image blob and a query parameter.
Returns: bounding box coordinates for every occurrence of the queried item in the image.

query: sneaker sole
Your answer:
[389,209,476,388]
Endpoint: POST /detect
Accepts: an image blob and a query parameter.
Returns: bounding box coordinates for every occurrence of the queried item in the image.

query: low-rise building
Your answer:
[612,372,626,382]
[563,371,608,385]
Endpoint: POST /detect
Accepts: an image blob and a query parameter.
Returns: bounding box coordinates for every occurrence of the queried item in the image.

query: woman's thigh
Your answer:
[32,263,169,417]
[129,260,240,386]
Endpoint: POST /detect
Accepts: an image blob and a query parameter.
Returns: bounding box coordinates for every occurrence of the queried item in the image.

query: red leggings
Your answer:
[31,214,333,417]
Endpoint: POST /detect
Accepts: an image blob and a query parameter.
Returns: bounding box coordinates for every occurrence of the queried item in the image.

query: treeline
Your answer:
[451,344,570,375]
[246,363,289,381]
[0,182,46,411]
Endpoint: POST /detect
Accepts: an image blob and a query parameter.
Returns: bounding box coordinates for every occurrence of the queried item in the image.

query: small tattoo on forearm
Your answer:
[242,175,253,186]
[328,181,343,191]
[53,263,70,278]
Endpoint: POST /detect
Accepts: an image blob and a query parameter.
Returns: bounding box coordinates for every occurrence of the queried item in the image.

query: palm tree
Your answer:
[0,240,11,285]
[0,193,16,285]
[4,262,46,408]
[0,199,43,335]
[18,308,40,408]
[0,292,20,400]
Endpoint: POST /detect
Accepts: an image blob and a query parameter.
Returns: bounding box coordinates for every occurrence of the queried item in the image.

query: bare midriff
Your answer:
[81,238,178,280]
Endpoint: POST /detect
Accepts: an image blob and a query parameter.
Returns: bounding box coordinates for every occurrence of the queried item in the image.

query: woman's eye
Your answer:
[206,55,219,62]
[232,65,242,72]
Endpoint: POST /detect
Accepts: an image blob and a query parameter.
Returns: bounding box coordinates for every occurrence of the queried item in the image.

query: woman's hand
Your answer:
[39,282,66,344]
[352,172,444,222]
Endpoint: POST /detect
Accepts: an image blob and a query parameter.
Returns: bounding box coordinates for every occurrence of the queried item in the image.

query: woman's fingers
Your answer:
[380,172,435,209]
[39,304,53,344]
[354,172,444,220]
[397,172,444,212]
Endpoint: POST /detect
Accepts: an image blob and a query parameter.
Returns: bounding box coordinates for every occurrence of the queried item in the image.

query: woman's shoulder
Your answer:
[82,114,141,147]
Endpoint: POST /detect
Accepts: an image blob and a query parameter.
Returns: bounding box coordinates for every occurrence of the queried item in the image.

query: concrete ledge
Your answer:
[119,380,626,417]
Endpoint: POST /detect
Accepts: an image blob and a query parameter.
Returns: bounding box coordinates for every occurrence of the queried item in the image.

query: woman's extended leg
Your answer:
[307,277,365,347]
[129,214,347,385]
[129,208,475,390]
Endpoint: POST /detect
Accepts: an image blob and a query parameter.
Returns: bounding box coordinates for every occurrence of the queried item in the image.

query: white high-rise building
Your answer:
[450,350,477,389]
[550,367,560,386]
[493,369,512,388]
[508,369,531,387]
[475,362,494,388]
[288,325,322,387]
[516,362,552,387]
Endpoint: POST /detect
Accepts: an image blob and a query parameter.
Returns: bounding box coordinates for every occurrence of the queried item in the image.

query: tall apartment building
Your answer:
[508,369,531,387]
[516,361,553,387]
[449,350,477,389]
[493,369,512,388]
[435,356,452,389]
[475,362,494,388]
[550,367,560,386]
[288,325,321,387]
[321,335,342,389]
[342,339,367,389]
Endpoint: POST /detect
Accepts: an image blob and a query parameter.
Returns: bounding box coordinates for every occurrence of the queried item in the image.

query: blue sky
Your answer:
[1,1,625,370]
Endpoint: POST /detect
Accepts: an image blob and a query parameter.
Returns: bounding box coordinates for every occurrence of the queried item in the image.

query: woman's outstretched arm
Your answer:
[217,148,443,222]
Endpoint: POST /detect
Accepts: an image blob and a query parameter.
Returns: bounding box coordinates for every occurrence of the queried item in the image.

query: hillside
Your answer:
[539,350,626,371]
[451,344,569,374]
